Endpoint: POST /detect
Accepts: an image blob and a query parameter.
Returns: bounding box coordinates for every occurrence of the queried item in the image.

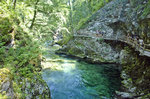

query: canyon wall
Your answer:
[58,0,150,98]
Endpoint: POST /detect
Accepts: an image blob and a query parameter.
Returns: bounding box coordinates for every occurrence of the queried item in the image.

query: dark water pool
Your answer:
[42,55,121,99]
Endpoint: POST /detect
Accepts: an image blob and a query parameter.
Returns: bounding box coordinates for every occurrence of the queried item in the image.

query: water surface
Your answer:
[42,54,121,99]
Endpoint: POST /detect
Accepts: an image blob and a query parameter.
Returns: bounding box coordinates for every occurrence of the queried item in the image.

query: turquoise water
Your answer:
[42,54,121,99]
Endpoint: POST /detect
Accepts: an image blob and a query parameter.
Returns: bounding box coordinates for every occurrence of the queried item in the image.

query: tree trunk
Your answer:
[13,0,17,9]
[9,29,15,48]
[30,0,39,29]
[69,0,73,32]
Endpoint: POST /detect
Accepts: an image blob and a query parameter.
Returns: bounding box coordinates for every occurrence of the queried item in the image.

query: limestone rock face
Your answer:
[59,38,121,63]
[0,68,51,99]
[0,68,15,99]
[60,0,150,63]
[58,0,150,98]
[18,76,51,99]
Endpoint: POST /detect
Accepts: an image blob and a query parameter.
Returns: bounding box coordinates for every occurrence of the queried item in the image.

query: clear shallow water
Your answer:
[42,55,121,99]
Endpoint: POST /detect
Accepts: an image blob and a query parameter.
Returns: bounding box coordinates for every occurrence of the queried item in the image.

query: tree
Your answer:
[30,0,39,29]
[13,0,17,9]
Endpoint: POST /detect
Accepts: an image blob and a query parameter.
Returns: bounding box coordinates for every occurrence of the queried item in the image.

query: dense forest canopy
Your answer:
[1,0,112,41]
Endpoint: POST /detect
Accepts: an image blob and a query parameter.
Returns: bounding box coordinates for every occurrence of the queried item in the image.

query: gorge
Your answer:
[0,0,150,99]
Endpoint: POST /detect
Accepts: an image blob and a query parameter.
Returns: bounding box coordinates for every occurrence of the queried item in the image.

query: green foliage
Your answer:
[141,1,150,17]
[97,37,104,42]
[88,0,110,12]
[0,93,7,99]
[71,0,111,30]
[135,0,150,19]
[0,0,42,79]
[0,17,12,34]
[57,33,73,45]
[76,16,91,30]
[0,17,12,44]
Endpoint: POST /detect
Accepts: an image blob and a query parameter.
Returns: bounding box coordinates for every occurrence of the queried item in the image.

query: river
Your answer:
[42,45,121,99]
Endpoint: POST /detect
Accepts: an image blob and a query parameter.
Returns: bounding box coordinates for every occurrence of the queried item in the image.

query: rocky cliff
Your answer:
[58,0,150,98]
[0,68,51,99]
